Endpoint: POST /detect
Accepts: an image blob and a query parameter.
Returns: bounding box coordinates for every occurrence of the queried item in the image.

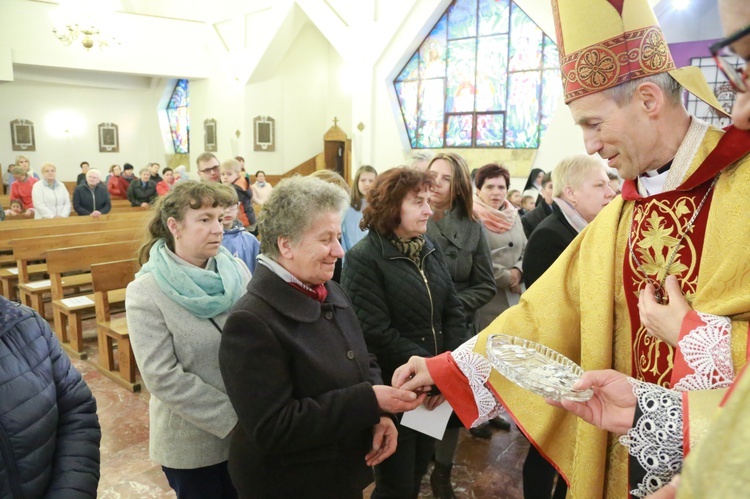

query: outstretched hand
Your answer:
[546,369,637,435]
[639,275,691,347]
[392,356,434,393]
[365,416,398,466]
[372,385,426,414]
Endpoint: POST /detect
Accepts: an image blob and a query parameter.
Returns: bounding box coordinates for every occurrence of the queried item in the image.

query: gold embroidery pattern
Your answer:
[639,27,670,71]
[575,47,619,89]
[559,26,676,103]
[629,197,701,386]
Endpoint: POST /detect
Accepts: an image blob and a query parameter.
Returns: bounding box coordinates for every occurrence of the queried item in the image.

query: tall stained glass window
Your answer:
[394,0,561,149]
[167,79,190,154]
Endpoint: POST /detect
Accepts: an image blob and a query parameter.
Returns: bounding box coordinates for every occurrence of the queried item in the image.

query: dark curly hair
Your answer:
[361,167,435,235]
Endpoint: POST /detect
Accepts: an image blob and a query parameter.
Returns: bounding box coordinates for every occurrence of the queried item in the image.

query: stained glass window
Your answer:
[167,79,190,154]
[394,0,561,149]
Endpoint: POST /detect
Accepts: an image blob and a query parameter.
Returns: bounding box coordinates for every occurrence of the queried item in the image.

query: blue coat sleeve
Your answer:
[40,314,101,498]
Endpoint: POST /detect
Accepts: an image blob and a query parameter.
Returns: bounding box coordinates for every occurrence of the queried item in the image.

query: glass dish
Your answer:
[486,334,593,402]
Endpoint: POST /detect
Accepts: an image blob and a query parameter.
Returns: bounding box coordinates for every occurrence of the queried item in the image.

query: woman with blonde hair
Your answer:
[126,181,252,498]
[520,154,615,499]
[341,165,377,252]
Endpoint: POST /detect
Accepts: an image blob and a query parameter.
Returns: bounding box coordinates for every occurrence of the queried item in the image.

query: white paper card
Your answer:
[60,296,94,307]
[6,268,18,275]
[399,401,453,440]
[25,280,51,289]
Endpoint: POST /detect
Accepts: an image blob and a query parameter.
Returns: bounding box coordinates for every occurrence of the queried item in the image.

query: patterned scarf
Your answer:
[387,234,425,265]
[472,194,518,233]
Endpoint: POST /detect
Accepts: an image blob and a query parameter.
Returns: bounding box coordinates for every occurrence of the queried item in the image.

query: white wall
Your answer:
[242,22,351,174]
[0,80,164,182]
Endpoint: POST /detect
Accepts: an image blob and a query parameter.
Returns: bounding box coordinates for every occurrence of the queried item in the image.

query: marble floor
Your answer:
[71,319,528,498]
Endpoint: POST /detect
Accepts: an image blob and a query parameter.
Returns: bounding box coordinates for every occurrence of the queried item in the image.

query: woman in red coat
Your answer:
[107,164,128,200]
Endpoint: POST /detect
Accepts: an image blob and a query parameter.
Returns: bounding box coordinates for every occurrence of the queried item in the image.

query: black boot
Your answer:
[489,415,511,431]
[469,423,492,439]
[430,462,457,499]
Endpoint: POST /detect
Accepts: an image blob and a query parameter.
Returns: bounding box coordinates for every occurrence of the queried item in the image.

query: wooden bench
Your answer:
[1,210,151,227]
[92,259,141,392]
[0,219,148,299]
[47,239,141,358]
[12,229,140,316]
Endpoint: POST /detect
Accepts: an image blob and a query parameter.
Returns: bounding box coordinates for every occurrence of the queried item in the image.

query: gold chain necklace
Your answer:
[627,175,719,304]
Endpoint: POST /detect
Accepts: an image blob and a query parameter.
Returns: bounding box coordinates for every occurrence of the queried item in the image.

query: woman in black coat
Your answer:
[0,296,100,498]
[342,167,467,499]
[521,155,615,498]
[426,153,498,495]
[220,176,424,499]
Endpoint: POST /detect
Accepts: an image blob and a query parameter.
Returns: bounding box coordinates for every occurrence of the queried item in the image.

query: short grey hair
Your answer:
[601,73,683,108]
[259,175,349,259]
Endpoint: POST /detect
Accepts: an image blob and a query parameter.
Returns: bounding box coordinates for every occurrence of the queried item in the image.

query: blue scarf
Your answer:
[137,239,245,318]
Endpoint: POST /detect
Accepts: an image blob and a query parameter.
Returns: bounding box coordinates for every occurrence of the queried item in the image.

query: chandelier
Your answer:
[52,23,118,50]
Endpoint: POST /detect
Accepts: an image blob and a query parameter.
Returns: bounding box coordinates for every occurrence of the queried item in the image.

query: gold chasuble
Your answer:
[462,126,750,498]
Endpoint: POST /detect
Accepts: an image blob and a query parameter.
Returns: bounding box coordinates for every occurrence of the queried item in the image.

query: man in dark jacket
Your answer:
[126,168,158,207]
[521,172,554,238]
[0,296,101,498]
[73,168,112,217]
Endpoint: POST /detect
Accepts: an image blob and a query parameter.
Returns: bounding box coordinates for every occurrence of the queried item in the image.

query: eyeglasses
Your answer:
[710,24,750,93]
[199,165,220,175]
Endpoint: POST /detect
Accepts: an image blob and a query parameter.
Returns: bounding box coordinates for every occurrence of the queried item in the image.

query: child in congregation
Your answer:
[519,194,536,215]
[220,159,257,233]
[221,201,259,274]
[4,199,34,219]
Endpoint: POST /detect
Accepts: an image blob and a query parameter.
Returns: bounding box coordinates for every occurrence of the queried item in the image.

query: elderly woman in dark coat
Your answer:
[342,167,467,499]
[426,153,498,495]
[219,176,423,499]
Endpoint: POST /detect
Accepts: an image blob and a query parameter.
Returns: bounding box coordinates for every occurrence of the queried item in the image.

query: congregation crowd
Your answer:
[2,0,750,498]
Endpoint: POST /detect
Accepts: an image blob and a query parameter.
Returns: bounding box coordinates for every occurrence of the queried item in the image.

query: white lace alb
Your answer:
[673,312,734,392]
[619,379,683,498]
[451,336,505,427]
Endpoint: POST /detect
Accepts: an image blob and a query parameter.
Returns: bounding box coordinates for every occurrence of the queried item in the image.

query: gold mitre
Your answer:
[551,0,727,116]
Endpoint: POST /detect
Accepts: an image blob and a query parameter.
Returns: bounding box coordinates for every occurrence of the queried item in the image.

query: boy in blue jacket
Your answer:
[221,202,260,274]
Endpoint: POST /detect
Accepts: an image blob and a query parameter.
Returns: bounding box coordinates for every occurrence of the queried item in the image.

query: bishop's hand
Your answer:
[638,275,691,347]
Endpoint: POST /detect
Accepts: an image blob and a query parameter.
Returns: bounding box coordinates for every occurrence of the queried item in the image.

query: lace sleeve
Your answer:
[451,336,506,427]
[619,379,683,498]
[673,312,733,392]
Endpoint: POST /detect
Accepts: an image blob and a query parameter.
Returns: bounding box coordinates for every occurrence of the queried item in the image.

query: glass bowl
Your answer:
[486,334,593,402]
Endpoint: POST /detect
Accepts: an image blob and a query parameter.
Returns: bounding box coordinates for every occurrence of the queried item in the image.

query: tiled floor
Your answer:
[72,320,527,498]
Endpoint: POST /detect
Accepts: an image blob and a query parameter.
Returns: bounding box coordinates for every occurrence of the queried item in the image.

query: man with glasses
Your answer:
[392,0,750,497]
[196,152,221,183]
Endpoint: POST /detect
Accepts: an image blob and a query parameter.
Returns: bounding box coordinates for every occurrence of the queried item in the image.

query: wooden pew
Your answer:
[12,229,140,317]
[1,210,151,227]
[91,259,141,392]
[47,239,141,358]
[0,220,147,299]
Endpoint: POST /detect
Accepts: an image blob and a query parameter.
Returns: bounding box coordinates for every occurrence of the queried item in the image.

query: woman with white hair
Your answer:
[220,176,422,498]
[522,155,616,288]
[520,154,615,499]
[31,163,71,219]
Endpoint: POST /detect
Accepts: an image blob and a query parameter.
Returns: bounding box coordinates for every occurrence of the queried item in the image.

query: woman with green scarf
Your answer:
[126,181,251,499]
